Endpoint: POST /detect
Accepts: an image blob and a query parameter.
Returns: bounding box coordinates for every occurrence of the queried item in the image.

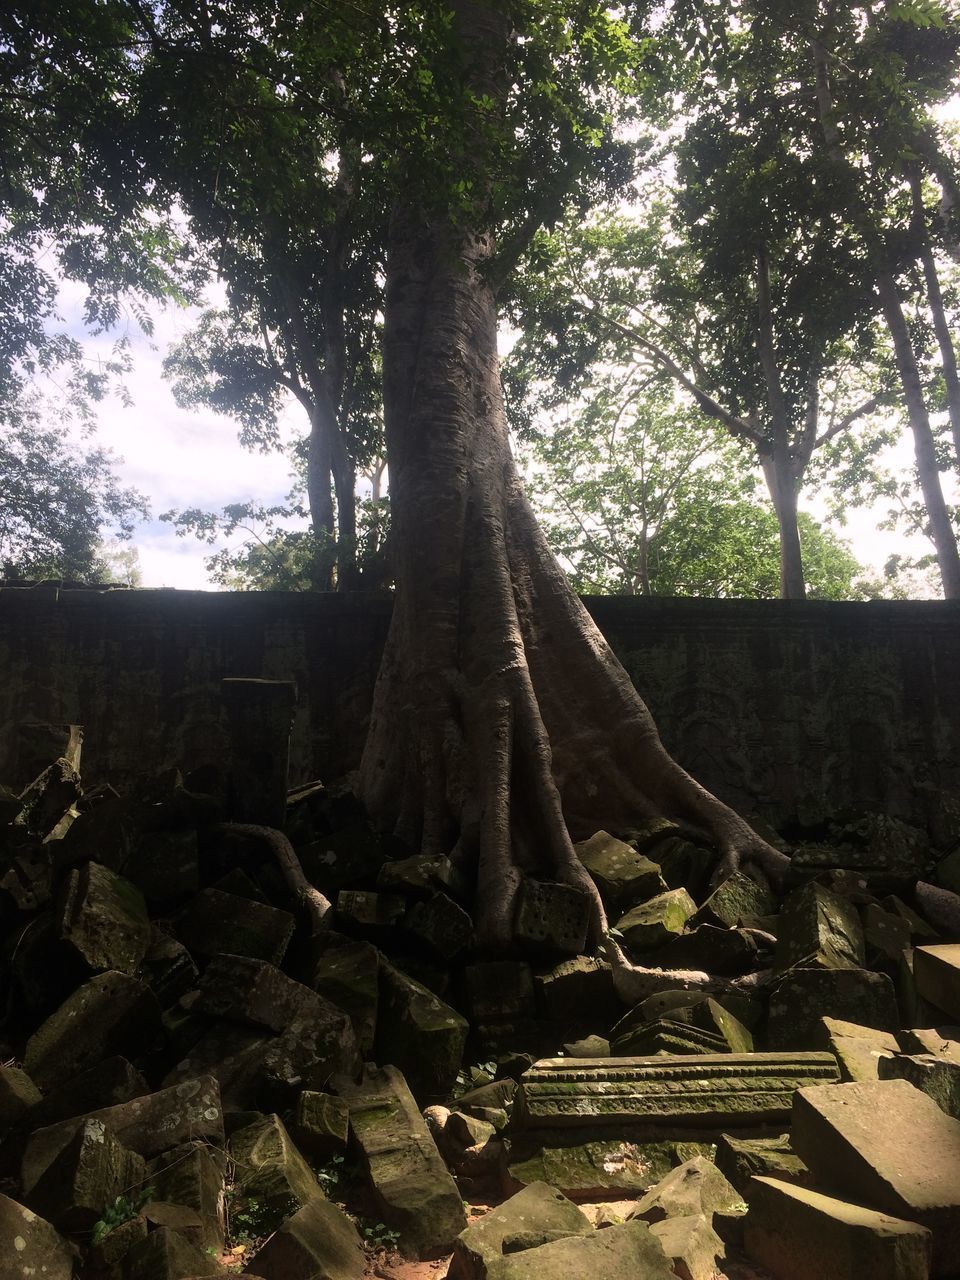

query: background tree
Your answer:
[521,369,874,597]
[0,393,147,581]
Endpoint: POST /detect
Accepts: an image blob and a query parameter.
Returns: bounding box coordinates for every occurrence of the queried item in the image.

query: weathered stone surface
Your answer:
[914,944,960,1021]
[163,1022,270,1108]
[821,1018,900,1083]
[0,1193,76,1280]
[0,1066,41,1135]
[463,962,536,1024]
[932,849,960,894]
[879,1053,960,1118]
[649,1213,725,1280]
[23,970,161,1090]
[23,1077,224,1194]
[862,903,912,969]
[899,1027,960,1063]
[374,961,468,1102]
[0,843,54,914]
[562,1034,610,1057]
[300,820,387,894]
[517,1053,839,1129]
[715,1133,809,1197]
[58,861,150,974]
[336,888,405,934]
[31,1056,148,1127]
[573,831,666,912]
[744,1175,932,1280]
[652,836,716,899]
[221,676,295,827]
[140,928,199,1007]
[612,1017,729,1057]
[766,968,898,1050]
[514,880,591,956]
[174,888,295,965]
[448,1182,593,1280]
[484,1219,675,1280]
[229,1112,322,1210]
[614,888,696,952]
[27,1117,145,1232]
[534,956,619,1023]
[309,939,380,1054]
[341,1064,466,1258]
[150,1140,226,1252]
[377,851,465,900]
[122,828,200,904]
[775,882,866,971]
[15,758,81,837]
[248,1196,366,1280]
[403,891,474,959]
[792,1079,960,1276]
[295,1090,349,1157]
[630,1155,743,1225]
[89,1213,148,1268]
[692,871,775,929]
[652,924,758,975]
[882,895,940,942]
[198,953,323,1029]
[120,1224,219,1279]
[507,1140,711,1201]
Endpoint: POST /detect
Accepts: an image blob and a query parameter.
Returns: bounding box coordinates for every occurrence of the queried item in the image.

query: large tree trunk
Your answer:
[306,407,335,592]
[358,207,786,953]
[877,268,960,600]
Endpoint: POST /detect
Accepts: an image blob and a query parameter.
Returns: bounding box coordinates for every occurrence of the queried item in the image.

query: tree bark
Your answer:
[876,267,960,599]
[358,205,786,952]
[305,405,336,591]
[909,167,960,471]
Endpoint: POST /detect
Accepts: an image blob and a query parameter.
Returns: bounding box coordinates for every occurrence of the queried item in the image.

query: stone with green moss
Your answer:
[0,1193,76,1280]
[573,831,667,913]
[229,1113,322,1212]
[650,1213,725,1280]
[341,1064,467,1258]
[507,1139,685,1200]
[693,872,776,929]
[309,939,380,1055]
[486,1219,675,1280]
[714,1133,809,1197]
[774,882,865,972]
[448,1182,593,1280]
[149,1140,226,1252]
[27,1117,146,1233]
[374,961,468,1102]
[120,1224,218,1279]
[294,1091,349,1158]
[58,862,151,975]
[766,968,898,1051]
[615,889,697,952]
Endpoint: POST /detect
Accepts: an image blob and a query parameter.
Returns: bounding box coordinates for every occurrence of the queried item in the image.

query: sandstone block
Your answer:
[517,1052,839,1129]
[534,955,618,1023]
[140,929,199,1007]
[629,1155,743,1225]
[714,1132,809,1197]
[0,1065,42,1135]
[32,1056,148,1128]
[27,1117,146,1232]
[463,961,536,1023]
[294,1091,349,1158]
[341,1064,466,1258]
[448,1181,593,1280]
[744,1175,932,1280]
[120,1224,218,1279]
[573,830,666,912]
[775,881,866,971]
[514,879,591,956]
[484,1218,674,1280]
[878,1053,960,1118]
[174,887,295,965]
[821,1018,900,1083]
[58,860,151,974]
[692,871,775,928]
[403,890,474,959]
[614,888,696,952]
[507,1139,710,1201]
[914,945,960,1021]
[23,970,161,1090]
[248,1196,366,1280]
[0,1193,76,1280]
[309,939,380,1054]
[374,961,468,1102]
[150,1140,227,1252]
[792,1079,960,1276]
[229,1113,322,1210]
[650,1213,725,1280]
[766,967,898,1050]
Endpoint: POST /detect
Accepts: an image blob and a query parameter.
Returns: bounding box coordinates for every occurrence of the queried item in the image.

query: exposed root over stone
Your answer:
[215,822,334,936]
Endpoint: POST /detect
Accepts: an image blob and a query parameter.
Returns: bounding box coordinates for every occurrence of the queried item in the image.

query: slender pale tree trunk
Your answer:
[306,407,335,591]
[909,167,960,471]
[755,246,806,599]
[876,268,960,599]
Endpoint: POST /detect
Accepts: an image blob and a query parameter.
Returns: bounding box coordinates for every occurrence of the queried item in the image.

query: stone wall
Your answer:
[1,585,957,832]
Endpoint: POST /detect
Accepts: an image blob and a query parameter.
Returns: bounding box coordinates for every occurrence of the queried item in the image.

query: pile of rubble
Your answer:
[0,704,959,1280]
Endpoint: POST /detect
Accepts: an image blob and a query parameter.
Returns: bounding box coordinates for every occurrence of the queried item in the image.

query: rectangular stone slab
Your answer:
[792,1079,960,1277]
[517,1053,839,1129]
[914,945,960,1022]
[745,1175,932,1280]
[340,1064,467,1259]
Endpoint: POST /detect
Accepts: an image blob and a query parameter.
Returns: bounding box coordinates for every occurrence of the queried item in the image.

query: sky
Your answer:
[53,276,946,596]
